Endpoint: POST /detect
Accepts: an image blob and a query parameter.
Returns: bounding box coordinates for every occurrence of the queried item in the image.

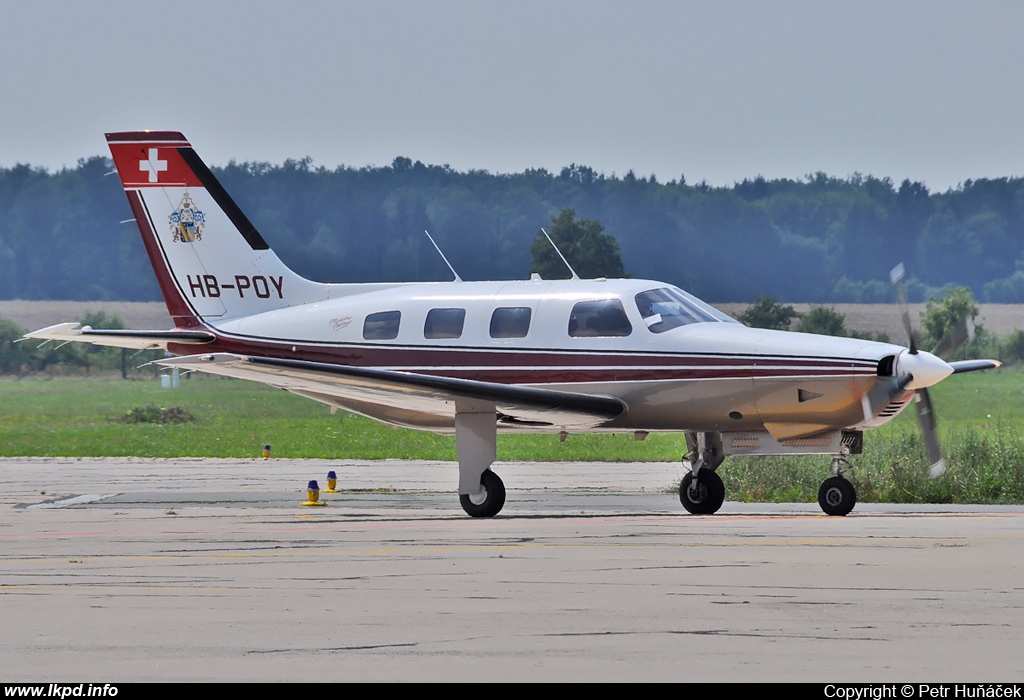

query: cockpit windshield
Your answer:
[634,287,736,333]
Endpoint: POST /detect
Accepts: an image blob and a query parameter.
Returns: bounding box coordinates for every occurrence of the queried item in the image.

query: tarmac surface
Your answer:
[2,457,1023,682]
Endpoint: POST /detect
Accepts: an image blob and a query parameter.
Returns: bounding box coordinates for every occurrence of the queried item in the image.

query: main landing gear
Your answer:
[460,469,506,518]
[680,432,726,515]
[818,452,857,516]
[679,469,725,515]
[454,402,507,518]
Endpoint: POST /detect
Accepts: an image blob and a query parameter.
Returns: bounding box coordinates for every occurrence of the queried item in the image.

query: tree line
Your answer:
[0,311,163,377]
[3,156,1024,303]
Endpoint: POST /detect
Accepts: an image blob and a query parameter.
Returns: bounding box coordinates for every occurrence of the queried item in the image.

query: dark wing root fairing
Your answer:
[158,352,627,430]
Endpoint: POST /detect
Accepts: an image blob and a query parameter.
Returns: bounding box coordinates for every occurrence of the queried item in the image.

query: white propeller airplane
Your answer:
[26,131,1002,517]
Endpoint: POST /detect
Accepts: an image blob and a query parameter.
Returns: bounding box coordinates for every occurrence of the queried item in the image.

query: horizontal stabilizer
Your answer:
[24,323,215,350]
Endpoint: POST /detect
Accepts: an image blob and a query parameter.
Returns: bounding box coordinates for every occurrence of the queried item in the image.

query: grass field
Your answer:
[2,371,1023,503]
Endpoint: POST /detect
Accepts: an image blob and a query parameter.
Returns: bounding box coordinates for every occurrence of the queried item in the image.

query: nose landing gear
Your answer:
[818,451,856,516]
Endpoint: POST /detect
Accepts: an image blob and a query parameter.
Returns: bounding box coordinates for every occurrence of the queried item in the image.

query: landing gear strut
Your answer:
[680,432,726,515]
[454,401,506,517]
[818,450,857,516]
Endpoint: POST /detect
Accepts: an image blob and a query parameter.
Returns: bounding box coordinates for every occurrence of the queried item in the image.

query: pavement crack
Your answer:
[249,642,418,654]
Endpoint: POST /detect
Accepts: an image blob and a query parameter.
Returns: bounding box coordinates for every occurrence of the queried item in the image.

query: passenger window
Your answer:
[424,308,466,339]
[490,307,532,338]
[568,299,632,337]
[363,310,401,340]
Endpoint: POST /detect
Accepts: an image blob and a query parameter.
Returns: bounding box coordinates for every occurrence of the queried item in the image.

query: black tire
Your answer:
[679,470,726,515]
[818,476,857,516]
[459,469,506,518]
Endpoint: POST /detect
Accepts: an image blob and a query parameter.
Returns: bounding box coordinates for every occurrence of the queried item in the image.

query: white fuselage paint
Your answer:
[184,276,911,436]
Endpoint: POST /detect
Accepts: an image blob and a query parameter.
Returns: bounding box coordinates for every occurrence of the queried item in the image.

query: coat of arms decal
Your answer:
[169,192,206,243]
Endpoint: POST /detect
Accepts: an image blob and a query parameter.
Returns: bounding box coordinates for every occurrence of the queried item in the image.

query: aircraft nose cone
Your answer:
[898,350,954,390]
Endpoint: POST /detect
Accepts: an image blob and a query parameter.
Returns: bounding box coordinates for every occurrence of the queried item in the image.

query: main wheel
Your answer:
[459,469,506,518]
[679,470,725,515]
[818,476,857,516]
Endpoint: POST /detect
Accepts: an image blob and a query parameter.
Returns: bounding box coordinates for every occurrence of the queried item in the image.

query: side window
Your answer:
[363,310,401,340]
[424,308,466,339]
[489,307,532,339]
[568,299,633,337]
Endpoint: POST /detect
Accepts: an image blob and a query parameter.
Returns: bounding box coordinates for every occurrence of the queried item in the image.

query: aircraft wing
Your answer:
[23,323,216,350]
[158,353,627,430]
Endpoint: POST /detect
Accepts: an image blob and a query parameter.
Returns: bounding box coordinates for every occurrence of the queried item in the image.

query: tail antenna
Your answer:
[540,227,580,280]
[423,230,462,282]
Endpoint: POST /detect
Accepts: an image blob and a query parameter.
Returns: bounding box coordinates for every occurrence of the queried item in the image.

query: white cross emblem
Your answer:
[139,148,168,183]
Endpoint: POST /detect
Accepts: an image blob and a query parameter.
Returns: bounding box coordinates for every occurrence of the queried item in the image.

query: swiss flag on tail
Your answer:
[107,131,202,188]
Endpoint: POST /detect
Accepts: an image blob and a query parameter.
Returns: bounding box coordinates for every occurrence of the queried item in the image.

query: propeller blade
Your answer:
[931,314,975,359]
[949,359,1002,374]
[914,387,945,477]
[889,263,917,354]
[860,373,914,422]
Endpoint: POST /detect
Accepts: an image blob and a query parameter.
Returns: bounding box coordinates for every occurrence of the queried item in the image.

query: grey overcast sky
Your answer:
[2,0,1022,191]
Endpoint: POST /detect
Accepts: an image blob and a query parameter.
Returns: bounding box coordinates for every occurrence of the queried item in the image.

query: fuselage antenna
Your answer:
[424,230,462,282]
[540,227,580,280]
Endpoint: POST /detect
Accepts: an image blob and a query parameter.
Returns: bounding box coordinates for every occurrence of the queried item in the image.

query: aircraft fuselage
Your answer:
[168,277,912,440]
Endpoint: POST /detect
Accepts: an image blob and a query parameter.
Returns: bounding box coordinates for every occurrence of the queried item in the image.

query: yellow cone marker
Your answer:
[324,470,341,493]
[301,479,327,507]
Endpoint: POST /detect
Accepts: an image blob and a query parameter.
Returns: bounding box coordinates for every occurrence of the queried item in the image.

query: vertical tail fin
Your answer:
[107,131,325,327]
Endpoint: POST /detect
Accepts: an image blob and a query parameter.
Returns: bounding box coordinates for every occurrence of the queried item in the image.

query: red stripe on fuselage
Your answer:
[186,331,878,369]
[168,332,878,385]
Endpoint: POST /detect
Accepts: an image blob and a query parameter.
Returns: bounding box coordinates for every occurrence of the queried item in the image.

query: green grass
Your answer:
[0,377,449,459]
[2,369,1023,503]
[721,423,1024,506]
[0,376,688,461]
